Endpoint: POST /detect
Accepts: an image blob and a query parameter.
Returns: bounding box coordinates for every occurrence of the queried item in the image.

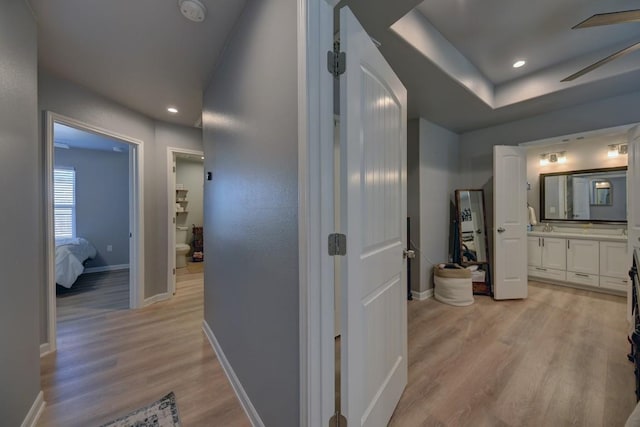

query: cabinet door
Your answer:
[566,239,599,275]
[600,241,629,279]
[527,236,542,267]
[542,237,567,270]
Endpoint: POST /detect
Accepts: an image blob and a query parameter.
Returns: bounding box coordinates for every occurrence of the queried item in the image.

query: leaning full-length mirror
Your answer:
[455,190,489,263]
[454,189,491,296]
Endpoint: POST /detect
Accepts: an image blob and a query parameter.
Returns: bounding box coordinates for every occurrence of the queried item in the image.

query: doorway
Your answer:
[166,147,204,295]
[44,112,144,354]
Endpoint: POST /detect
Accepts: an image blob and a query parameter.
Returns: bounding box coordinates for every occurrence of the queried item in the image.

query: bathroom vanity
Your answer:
[527,228,628,295]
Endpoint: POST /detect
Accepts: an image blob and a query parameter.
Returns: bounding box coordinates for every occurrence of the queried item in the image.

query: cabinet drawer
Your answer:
[600,276,629,293]
[566,271,599,287]
[528,266,566,281]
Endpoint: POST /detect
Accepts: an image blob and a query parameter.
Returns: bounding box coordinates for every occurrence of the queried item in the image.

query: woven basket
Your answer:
[434,264,473,306]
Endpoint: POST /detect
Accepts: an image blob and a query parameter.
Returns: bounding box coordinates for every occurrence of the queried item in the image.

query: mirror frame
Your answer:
[539,166,627,224]
[454,189,492,296]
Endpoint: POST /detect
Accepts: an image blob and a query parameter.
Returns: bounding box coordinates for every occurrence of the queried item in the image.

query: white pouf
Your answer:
[434,264,474,306]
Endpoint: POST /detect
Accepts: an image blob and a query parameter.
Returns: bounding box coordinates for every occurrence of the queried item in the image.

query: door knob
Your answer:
[403,249,416,259]
[497,227,505,233]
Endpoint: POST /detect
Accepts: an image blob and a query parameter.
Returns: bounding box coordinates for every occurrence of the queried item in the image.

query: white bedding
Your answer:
[55,237,97,288]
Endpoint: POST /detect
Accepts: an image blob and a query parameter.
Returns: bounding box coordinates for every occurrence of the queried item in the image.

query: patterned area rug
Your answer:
[100,392,181,427]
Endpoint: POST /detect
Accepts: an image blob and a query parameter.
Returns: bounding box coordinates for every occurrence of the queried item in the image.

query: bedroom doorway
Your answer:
[166,147,204,296]
[44,112,144,354]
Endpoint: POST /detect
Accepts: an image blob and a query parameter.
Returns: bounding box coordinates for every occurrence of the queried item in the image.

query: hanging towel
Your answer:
[528,206,538,226]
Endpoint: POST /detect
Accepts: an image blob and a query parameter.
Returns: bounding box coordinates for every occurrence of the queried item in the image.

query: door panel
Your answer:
[340,7,407,427]
[566,239,599,275]
[493,146,527,300]
[541,237,566,270]
[527,236,541,267]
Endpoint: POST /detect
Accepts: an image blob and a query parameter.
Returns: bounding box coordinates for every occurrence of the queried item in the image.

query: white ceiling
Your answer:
[340,0,640,132]
[30,0,247,127]
[415,0,640,85]
[29,0,640,133]
[54,122,130,152]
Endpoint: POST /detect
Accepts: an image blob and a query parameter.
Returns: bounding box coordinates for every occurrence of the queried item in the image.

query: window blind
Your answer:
[54,168,76,238]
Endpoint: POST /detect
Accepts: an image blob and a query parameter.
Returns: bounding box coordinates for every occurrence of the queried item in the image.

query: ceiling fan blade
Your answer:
[561,41,640,82]
[573,9,640,29]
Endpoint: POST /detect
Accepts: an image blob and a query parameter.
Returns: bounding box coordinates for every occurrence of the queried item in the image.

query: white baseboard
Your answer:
[40,343,52,357]
[411,288,434,301]
[143,292,170,307]
[20,391,45,427]
[202,320,265,427]
[84,264,130,274]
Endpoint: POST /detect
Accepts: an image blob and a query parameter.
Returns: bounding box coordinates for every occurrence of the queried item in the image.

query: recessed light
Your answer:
[201,156,204,160]
[167,107,178,114]
[513,60,526,68]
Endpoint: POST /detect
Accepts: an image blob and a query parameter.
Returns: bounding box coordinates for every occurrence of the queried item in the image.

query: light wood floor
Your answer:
[56,269,129,326]
[39,262,250,426]
[389,281,636,426]
[41,271,636,426]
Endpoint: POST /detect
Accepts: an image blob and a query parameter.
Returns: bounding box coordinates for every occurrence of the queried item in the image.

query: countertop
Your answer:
[527,229,627,243]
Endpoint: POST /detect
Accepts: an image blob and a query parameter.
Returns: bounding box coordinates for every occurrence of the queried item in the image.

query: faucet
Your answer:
[543,223,553,232]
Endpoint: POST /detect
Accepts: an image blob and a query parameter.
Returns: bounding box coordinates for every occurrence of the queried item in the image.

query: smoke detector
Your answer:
[178,0,207,22]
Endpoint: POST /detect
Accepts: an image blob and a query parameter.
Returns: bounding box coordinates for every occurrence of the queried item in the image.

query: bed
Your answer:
[55,237,97,288]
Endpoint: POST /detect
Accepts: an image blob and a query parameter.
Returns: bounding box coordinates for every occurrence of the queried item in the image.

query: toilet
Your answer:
[175,226,190,268]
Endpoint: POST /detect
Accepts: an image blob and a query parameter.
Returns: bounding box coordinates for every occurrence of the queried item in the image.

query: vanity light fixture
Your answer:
[540,151,567,166]
[557,151,567,164]
[607,143,627,158]
[539,153,549,166]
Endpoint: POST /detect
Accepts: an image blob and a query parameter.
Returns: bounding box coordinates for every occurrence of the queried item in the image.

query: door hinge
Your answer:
[327,41,346,77]
[329,412,347,427]
[328,233,347,256]
[173,217,176,224]
[173,166,176,173]
[172,268,176,275]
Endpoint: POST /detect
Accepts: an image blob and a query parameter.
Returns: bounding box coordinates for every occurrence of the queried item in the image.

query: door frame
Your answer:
[298,0,338,426]
[43,111,145,354]
[166,147,204,296]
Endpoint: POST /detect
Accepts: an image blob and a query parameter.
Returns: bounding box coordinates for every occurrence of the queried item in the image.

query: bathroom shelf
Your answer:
[176,211,188,214]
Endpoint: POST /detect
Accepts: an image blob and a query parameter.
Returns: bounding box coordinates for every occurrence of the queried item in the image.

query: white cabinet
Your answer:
[541,237,567,270]
[527,236,542,267]
[599,241,629,292]
[566,239,599,275]
[600,241,628,279]
[527,233,628,295]
[527,236,566,281]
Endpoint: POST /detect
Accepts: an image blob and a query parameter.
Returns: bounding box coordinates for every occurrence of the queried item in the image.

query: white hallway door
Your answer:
[493,146,528,300]
[340,7,408,427]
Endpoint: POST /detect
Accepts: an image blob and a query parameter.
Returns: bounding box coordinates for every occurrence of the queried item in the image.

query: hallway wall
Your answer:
[202,0,300,425]
[0,1,41,425]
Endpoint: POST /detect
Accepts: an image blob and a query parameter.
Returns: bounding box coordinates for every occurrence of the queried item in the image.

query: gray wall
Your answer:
[39,71,202,344]
[0,1,41,425]
[417,118,460,292]
[175,157,204,229]
[460,89,640,188]
[202,0,299,425]
[54,147,130,268]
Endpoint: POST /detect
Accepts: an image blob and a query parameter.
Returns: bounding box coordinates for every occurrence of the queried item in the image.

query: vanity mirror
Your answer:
[454,189,491,295]
[540,166,627,223]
